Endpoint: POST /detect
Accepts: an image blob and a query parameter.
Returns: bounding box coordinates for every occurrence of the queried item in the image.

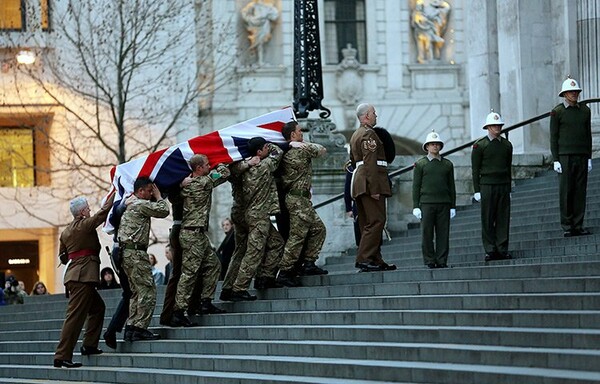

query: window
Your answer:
[324,0,367,65]
[0,0,50,31]
[0,116,51,187]
[0,128,35,187]
[0,0,25,30]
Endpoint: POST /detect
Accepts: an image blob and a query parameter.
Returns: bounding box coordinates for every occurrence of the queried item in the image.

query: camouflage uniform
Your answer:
[174,171,227,311]
[233,144,284,291]
[279,143,326,271]
[222,161,252,292]
[118,197,169,329]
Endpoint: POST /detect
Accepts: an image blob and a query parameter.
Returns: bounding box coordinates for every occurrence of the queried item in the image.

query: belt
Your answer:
[120,243,148,252]
[68,249,98,260]
[356,160,388,167]
[182,226,206,232]
[288,189,311,198]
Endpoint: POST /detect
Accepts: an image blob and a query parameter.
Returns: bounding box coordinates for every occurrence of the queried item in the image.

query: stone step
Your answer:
[2,354,600,384]
[4,339,600,373]
[3,292,600,331]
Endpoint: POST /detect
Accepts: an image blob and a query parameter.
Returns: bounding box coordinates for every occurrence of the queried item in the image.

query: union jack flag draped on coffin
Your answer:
[103,107,296,233]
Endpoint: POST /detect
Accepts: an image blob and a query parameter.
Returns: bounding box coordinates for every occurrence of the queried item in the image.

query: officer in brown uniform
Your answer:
[276,121,328,286]
[118,177,169,341]
[54,192,114,368]
[350,103,396,272]
[169,154,229,326]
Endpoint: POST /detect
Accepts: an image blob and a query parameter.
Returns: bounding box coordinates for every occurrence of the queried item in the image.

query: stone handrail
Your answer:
[313,98,600,210]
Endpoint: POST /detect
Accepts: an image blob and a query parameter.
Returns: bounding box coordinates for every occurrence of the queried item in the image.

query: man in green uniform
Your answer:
[350,103,396,272]
[276,121,328,287]
[118,177,169,341]
[550,76,593,237]
[412,131,456,269]
[54,193,114,368]
[169,154,229,326]
[231,137,284,301]
[471,111,513,261]
[219,156,260,301]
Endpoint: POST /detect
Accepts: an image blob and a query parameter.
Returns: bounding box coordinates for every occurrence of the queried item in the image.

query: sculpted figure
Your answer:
[241,0,279,65]
[411,0,451,63]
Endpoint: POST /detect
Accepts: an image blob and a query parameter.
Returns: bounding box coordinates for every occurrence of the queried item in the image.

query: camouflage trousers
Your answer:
[175,229,220,311]
[233,215,283,292]
[279,195,326,271]
[121,249,156,329]
[222,206,248,291]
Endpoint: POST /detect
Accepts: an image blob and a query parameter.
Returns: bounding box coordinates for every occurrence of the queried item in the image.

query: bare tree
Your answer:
[0,0,238,229]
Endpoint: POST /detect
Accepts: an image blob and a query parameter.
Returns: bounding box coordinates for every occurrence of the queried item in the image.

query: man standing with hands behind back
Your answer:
[550,76,593,237]
[350,103,396,272]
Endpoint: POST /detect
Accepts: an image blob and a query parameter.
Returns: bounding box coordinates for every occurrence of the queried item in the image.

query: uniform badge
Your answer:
[363,138,377,152]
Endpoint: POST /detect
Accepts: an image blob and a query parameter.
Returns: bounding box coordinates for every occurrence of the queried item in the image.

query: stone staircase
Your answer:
[1,165,600,383]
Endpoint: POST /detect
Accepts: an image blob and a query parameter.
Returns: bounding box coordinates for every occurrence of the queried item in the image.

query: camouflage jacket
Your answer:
[243,143,283,217]
[229,160,252,211]
[281,142,324,192]
[118,197,169,245]
[181,173,227,228]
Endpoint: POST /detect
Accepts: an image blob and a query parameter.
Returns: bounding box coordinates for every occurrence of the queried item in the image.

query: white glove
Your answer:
[553,161,562,173]
[588,159,592,173]
[473,192,481,202]
[412,208,422,220]
[450,208,456,219]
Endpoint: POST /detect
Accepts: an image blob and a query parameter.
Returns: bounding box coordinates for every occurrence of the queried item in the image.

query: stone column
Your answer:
[496,0,555,154]
[466,0,500,139]
[577,0,600,127]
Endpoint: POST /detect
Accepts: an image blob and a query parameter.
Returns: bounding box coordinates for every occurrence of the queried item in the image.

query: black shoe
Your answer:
[103,331,117,350]
[229,290,257,302]
[484,252,501,262]
[200,299,227,314]
[129,327,161,341]
[427,263,436,269]
[380,262,397,271]
[80,346,103,356]
[500,252,512,260]
[53,359,82,368]
[299,261,328,276]
[436,263,448,268]
[253,277,268,290]
[564,230,574,238]
[575,228,592,236]
[219,288,233,301]
[169,310,197,327]
[355,262,383,272]
[276,270,301,287]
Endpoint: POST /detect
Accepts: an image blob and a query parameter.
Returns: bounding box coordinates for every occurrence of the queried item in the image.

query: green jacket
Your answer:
[550,103,592,160]
[471,135,513,192]
[412,156,456,208]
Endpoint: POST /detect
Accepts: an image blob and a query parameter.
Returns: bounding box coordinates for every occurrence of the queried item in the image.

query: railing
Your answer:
[314,98,600,210]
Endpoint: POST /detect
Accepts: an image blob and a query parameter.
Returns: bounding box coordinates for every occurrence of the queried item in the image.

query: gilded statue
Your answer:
[411,0,451,64]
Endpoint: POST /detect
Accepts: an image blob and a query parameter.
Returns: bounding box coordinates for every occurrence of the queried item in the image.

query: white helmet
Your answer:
[422,130,444,152]
[483,110,504,129]
[558,76,582,97]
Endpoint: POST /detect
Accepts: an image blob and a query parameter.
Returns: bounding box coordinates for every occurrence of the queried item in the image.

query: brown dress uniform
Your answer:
[54,196,114,362]
[349,123,392,266]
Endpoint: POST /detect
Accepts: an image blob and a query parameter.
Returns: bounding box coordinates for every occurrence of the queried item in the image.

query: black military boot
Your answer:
[169,309,196,327]
[300,261,328,276]
[123,325,134,342]
[276,270,301,287]
[129,326,161,341]
[200,298,227,314]
[219,288,233,301]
